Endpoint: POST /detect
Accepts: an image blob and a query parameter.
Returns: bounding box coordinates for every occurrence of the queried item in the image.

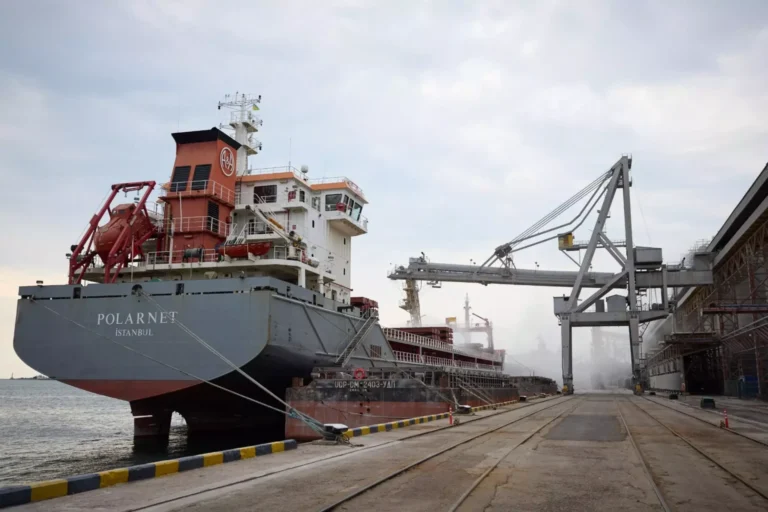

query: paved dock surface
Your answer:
[14,393,768,511]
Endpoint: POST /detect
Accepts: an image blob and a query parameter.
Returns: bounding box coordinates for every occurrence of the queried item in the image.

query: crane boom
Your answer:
[388,157,714,394]
[389,259,711,289]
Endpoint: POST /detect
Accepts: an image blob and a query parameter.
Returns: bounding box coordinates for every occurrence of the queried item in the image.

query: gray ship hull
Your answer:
[14,277,396,436]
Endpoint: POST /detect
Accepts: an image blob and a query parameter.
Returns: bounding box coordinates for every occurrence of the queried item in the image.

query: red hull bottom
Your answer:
[61,379,196,401]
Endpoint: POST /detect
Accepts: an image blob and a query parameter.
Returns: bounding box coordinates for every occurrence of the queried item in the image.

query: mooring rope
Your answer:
[138,291,328,436]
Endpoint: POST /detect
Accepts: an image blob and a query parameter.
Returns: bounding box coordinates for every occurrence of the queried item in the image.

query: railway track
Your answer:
[641,394,768,446]
[317,396,580,512]
[131,395,567,512]
[619,397,768,508]
[615,399,672,512]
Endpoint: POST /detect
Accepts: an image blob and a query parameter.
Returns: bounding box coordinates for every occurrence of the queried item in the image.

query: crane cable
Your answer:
[481,169,612,268]
[511,170,611,244]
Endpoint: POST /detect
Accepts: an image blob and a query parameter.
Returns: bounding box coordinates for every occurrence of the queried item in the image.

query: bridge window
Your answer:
[325,193,342,211]
[170,166,191,192]
[191,164,212,190]
[254,185,277,203]
[299,190,306,203]
[352,201,363,221]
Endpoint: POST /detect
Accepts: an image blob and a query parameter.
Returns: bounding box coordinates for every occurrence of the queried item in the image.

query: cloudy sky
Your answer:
[1,1,766,379]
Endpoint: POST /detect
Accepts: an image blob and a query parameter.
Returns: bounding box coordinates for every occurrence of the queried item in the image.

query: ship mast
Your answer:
[463,293,471,330]
[218,93,263,175]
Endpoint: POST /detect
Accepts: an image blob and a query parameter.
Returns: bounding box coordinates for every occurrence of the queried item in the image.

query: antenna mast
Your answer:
[218,93,263,175]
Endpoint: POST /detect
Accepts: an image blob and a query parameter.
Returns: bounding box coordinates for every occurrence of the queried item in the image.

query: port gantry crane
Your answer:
[388,156,714,394]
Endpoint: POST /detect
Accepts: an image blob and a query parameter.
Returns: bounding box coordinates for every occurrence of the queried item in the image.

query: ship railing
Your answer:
[241,167,365,198]
[144,249,222,266]
[384,328,503,363]
[392,351,424,365]
[307,176,365,198]
[392,351,502,373]
[424,355,451,366]
[166,180,236,205]
[230,109,261,127]
[383,328,454,352]
[159,216,231,238]
[245,166,308,182]
[141,244,312,267]
[456,345,504,363]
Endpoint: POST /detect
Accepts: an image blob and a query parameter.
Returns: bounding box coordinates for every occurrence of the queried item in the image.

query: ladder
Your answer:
[224,197,294,247]
[335,313,379,367]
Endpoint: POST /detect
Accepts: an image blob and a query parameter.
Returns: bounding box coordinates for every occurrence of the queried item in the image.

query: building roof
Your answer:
[707,162,768,253]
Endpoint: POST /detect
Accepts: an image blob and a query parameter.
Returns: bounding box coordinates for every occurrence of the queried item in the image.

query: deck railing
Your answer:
[166,180,236,205]
[160,216,231,238]
[392,351,501,372]
[383,328,503,363]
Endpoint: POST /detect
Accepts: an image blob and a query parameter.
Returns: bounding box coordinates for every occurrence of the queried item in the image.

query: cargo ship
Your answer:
[13,94,556,442]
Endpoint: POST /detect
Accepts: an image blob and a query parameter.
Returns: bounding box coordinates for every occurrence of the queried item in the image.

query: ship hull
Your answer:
[14,277,397,437]
[286,375,558,441]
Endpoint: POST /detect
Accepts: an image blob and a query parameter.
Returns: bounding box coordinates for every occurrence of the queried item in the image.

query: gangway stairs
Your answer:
[335,313,379,366]
[225,192,297,247]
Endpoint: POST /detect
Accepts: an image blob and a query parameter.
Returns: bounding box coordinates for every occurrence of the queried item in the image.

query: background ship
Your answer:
[13,94,555,443]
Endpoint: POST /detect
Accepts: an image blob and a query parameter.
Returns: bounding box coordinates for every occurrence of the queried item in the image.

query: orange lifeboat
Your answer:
[94,204,155,261]
[217,242,272,258]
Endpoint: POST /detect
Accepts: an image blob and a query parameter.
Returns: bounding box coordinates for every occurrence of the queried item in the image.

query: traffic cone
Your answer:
[724,409,729,429]
[449,406,453,426]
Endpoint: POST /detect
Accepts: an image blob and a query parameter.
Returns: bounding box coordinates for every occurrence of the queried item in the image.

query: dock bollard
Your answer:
[724,409,729,429]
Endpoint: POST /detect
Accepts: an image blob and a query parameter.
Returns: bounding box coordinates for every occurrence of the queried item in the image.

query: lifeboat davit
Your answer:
[217,242,272,258]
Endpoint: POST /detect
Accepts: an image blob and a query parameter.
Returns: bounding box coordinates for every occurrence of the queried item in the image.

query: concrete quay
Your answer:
[7,393,768,511]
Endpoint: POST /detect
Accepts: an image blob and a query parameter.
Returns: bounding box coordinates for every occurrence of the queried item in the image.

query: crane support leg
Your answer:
[561,316,574,394]
[629,315,641,385]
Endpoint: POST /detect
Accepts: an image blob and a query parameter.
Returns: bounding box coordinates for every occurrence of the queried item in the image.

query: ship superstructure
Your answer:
[72,94,366,308]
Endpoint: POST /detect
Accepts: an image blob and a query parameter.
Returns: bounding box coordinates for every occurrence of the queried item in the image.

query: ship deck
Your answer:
[9,392,768,511]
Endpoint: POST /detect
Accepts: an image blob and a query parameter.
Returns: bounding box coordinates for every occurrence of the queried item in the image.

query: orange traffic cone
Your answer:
[449,406,453,426]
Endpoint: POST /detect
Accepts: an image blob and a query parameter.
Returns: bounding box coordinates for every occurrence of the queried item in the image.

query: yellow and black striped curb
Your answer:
[343,399,523,439]
[473,399,519,411]
[0,440,296,509]
[343,412,451,437]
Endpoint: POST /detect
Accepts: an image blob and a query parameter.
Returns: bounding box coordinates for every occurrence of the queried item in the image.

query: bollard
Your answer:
[724,409,729,429]
[449,406,453,426]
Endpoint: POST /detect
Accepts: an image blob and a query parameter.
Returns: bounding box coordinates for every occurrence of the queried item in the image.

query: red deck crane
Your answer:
[68,181,158,285]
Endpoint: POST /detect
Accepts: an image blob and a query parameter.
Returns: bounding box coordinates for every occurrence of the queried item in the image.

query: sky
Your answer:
[1,1,767,380]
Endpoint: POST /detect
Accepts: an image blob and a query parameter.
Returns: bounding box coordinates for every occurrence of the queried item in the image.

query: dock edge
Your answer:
[0,439,297,509]
[342,400,520,438]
